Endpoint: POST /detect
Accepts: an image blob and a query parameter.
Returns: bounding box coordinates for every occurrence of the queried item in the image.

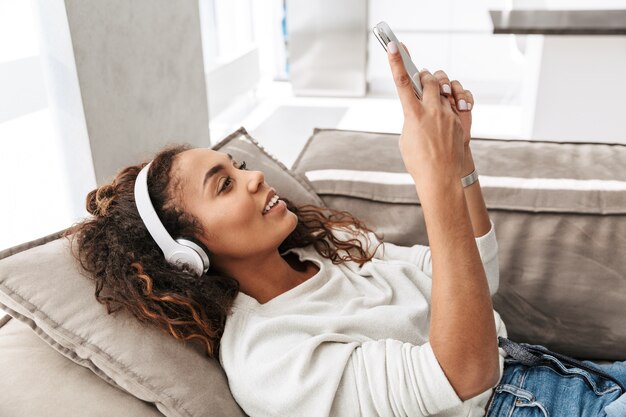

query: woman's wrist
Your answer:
[462,146,475,178]
[407,147,475,189]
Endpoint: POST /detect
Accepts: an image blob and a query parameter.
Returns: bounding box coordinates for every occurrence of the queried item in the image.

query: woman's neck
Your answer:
[215,250,319,305]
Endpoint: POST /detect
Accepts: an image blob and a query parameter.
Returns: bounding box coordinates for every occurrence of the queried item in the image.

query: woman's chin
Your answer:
[285,211,299,232]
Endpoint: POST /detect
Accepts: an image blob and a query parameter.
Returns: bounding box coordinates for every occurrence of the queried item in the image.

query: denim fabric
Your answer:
[485,338,626,416]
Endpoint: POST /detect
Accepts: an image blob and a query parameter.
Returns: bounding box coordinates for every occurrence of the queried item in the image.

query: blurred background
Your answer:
[1,0,625,257]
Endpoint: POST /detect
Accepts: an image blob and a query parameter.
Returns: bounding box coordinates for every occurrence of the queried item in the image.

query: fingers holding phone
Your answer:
[432,70,474,147]
[384,40,465,189]
[375,21,467,186]
[385,44,450,113]
[385,41,421,116]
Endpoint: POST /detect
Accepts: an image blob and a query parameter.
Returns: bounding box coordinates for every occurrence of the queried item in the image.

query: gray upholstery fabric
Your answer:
[0,237,240,417]
[294,128,626,214]
[0,127,323,417]
[0,317,165,417]
[292,128,626,361]
[212,127,324,208]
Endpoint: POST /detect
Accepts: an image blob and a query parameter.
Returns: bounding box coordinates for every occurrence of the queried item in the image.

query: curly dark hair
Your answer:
[64,143,383,361]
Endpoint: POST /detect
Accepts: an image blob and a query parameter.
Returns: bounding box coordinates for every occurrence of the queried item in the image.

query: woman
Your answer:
[66,41,626,416]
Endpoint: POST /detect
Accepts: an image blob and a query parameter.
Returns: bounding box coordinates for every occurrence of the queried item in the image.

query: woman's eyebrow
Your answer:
[202,153,234,189]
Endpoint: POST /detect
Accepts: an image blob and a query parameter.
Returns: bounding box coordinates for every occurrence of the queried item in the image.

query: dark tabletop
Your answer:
[489,9,626,35]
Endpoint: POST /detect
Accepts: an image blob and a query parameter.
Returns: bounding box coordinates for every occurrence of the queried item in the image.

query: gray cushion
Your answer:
[0,317,165,417]
[0,126,324,417]
[292,127,626,361]
[212,127,324,208]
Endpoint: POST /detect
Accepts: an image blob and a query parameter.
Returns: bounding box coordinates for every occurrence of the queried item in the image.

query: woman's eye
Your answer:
[218,161,247,193]
[219,177,233,193]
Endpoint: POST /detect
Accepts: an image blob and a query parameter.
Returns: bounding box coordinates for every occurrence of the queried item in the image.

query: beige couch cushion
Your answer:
[0,127,324,417]
[292,128,626,361]
[0,317,164,417]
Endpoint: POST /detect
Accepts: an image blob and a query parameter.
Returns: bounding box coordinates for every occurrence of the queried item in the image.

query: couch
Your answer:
[1,126,625,417]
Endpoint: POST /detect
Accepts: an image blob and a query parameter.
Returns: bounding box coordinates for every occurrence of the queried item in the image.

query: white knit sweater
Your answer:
[219,221,507,417]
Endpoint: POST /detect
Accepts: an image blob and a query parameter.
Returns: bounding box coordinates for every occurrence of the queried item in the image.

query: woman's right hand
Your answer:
[386,41,466,192]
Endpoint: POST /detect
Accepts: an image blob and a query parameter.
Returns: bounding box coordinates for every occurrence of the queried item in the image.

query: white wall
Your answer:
[367,0,525,104]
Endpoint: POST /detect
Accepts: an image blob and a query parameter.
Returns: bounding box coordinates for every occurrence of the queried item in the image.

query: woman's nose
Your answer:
[247,170,265,192]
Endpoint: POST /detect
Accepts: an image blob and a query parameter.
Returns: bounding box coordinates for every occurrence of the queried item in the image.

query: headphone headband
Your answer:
[134,161,210,276]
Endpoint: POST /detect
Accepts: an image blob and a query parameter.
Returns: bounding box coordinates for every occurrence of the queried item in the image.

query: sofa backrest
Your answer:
[292,128,626,361]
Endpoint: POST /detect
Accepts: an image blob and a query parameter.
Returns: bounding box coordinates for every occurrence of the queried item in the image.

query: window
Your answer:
[0,0,94,253]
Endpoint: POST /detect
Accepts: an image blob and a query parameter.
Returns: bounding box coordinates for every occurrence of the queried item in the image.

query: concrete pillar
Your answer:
[62,0,210,185]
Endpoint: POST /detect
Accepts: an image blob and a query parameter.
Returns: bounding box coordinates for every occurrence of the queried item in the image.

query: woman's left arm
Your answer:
[436,72,499,293]
[431,69,491,238]
[461,146,492,238]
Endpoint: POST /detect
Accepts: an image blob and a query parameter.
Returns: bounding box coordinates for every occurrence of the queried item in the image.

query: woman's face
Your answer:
[173,148,298,263]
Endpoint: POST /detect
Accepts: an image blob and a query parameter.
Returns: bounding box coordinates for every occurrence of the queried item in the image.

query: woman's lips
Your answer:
[264,199,286,216]
[263,192,280,215]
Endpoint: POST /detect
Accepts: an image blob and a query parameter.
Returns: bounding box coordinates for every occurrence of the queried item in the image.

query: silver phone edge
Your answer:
[372,26,388,52]
[373,22,424,100]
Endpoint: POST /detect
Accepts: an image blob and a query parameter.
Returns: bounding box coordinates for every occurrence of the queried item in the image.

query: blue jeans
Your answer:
[485,338,626,416]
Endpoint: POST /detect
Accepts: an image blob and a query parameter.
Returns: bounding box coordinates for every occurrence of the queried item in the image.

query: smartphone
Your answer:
[372,21,423,100]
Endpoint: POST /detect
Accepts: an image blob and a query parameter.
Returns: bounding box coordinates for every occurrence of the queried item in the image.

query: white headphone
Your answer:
[134,161,210,276]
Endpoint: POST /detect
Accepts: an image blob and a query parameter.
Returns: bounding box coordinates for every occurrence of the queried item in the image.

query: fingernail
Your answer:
[388,41,399,55]
[442,84,451,95]
[457,99,468,111]
[467,102,472,110]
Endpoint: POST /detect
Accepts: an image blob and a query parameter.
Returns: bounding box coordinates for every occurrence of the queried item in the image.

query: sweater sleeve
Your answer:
[226,333,466,417]
[331,220,500,296]
[344,339,464,416]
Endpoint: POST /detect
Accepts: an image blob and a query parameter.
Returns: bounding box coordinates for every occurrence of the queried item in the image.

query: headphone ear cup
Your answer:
[134,162,210,277]
[175,237,211,274]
